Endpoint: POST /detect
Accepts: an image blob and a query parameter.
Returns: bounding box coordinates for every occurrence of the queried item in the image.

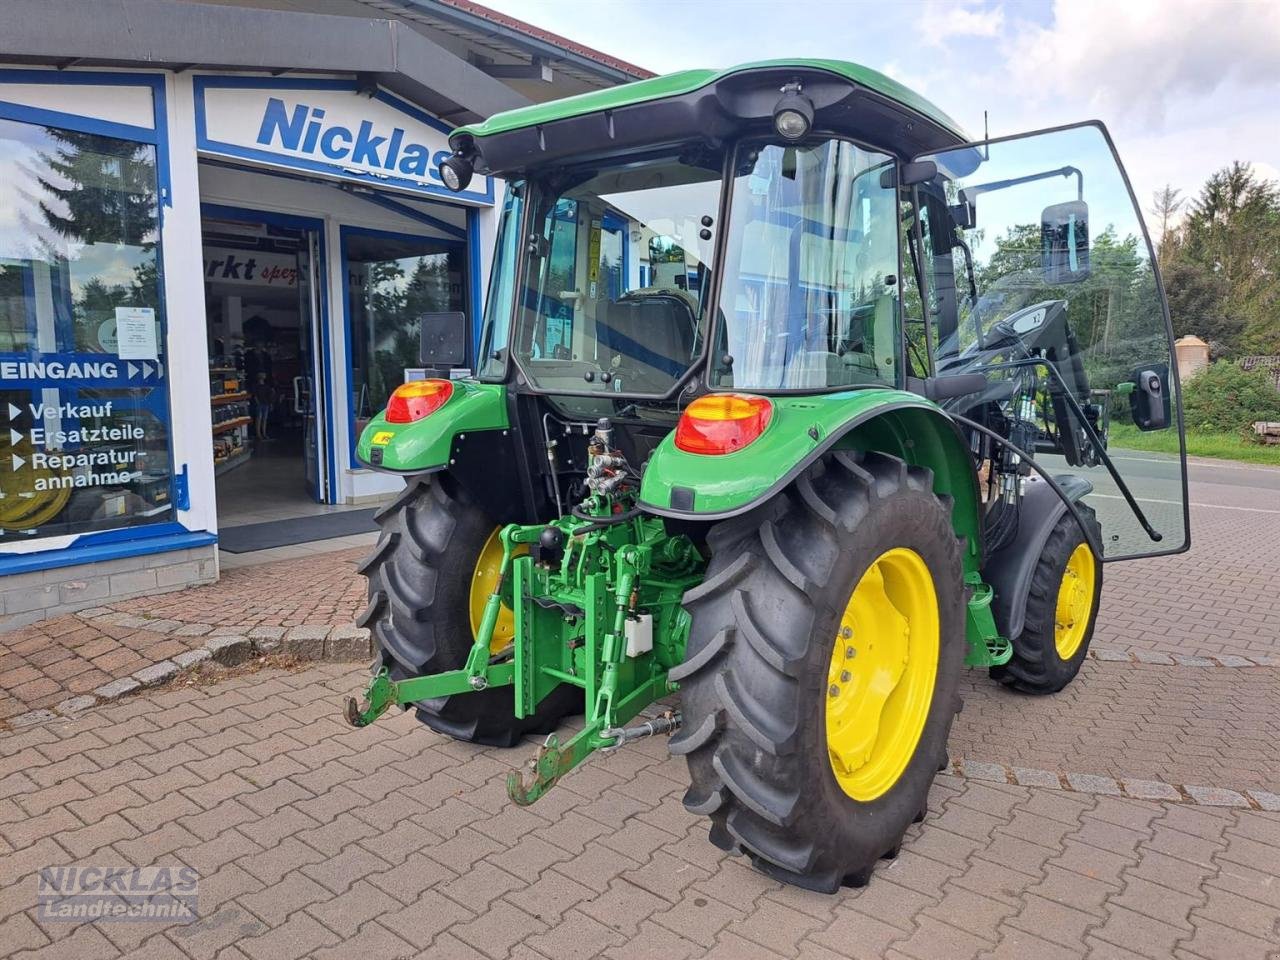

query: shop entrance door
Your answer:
[202,208,331,525]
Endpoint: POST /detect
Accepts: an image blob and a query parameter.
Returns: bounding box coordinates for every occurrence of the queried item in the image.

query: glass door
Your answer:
[914,122,1189,559]
[297,230,328,503]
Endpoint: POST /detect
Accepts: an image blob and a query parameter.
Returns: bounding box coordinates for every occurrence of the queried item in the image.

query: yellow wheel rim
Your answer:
[825,548,940,802]
[469,526,524,655]
[1054,543,1096,660]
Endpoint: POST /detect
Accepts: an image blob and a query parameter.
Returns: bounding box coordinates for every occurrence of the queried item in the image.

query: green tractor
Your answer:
[346,60,1190,892]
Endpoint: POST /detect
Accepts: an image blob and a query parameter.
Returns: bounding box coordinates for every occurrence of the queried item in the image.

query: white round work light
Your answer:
[773,82,814,140]
[439,154,474,192]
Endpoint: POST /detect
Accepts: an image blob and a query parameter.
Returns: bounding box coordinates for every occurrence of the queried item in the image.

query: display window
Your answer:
[345,229,466,447]
[0,116,173,543]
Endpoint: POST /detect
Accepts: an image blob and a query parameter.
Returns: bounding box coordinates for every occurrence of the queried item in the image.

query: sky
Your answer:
[479,0,1280,222]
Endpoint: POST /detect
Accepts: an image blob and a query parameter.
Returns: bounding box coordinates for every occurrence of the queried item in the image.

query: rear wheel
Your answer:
[672,451,966,892]
[358,474,580,746]
[991,506,1102,694]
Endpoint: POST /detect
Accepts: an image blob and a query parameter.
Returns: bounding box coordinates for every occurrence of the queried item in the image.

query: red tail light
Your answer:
[386,379,453,423]
[675,394,773,455]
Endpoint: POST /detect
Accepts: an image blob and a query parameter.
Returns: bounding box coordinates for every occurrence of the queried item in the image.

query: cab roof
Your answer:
[452,58,968,145]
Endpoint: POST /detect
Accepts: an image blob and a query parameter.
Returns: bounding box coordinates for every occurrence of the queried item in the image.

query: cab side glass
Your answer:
[918,123,1188,559]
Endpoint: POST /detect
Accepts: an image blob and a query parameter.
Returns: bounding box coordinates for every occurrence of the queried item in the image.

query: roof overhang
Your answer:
[0,0,530,124]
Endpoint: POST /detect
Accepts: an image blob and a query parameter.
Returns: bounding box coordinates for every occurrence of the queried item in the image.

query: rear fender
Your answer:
[355,381,509,473]
[638,389,983,572]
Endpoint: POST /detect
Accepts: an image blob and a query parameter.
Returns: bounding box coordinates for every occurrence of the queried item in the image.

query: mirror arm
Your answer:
[979,355,1164,544]
[960,165,1085,207]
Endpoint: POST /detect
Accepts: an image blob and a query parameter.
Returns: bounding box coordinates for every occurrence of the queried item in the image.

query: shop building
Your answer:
[0,0,649,625]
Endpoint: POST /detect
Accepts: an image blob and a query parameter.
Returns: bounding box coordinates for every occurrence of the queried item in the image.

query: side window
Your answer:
[918,122,1188,559]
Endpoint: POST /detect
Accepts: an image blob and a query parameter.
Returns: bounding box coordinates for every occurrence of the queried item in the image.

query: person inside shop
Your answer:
[253,372,275,441]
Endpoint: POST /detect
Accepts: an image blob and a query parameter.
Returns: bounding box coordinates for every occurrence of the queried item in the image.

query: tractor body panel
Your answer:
[639,391,984,569]
[356,381,508,473]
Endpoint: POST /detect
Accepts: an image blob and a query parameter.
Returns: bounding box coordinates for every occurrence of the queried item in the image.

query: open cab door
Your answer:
[912,122,1189,560]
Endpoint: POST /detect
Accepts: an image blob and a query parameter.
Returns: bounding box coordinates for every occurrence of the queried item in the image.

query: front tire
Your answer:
[672,451,966,892]
[357,474,579,746]
[991,506,1102,695]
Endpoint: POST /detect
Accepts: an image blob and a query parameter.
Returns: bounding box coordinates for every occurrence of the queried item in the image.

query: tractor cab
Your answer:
[349,60,1189,894]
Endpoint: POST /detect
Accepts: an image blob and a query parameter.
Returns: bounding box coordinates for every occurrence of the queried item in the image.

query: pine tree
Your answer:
[36,130,157,246]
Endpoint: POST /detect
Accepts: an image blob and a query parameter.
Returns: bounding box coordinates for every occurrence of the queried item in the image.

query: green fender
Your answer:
[355,381,509,473]
[638,389,983,573]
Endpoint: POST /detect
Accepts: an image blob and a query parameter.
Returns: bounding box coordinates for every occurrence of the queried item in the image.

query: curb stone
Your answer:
[132,660,181,688]
[1088,646,1276,668]
[954,756,1274,810]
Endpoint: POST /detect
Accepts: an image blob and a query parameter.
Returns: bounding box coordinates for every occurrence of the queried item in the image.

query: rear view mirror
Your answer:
[420,311,468,368]
[1041,199,1090,283]
[1129,364,1170,431]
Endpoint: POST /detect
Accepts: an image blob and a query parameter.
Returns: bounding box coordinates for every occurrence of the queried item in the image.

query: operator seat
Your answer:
[595,293,697,389]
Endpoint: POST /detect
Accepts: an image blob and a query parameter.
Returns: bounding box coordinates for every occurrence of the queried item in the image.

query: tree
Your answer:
[1171,162,1280,356]
[35,130,157,246]
[1148,185,1183,266]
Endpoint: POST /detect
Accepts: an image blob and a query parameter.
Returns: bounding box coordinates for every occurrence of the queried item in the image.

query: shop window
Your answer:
[0,118,172,544]
[346,232,465,434]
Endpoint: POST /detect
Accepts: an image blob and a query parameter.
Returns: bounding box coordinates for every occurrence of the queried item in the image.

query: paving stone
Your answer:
[10,709,57,726]
[1173,654,1216,666]
[54,695,97,715]
[1245,789,1280,812]
[1092,647,1131,662]
[132,659,180,687]
[284,626,327,660]
[206,634,254,665]
[324,626,371,661]
[1122,778,1182,801]
[1132,650,1174,665]
[1064,772,1122,795]
[94,676,141,699]
[1214,655,1253,667]
[1012,766,1061,789]
[960,759,1008,783]
[1185,784,1250,807]
[173,648,213,669]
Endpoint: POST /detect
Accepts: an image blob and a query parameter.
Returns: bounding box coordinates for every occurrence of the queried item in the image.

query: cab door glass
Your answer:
[917,122,1188,559]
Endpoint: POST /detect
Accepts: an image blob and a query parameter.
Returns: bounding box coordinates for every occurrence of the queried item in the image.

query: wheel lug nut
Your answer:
[840,626,853,639]
[845,646,855,659]
[828,684,840,697]
[840,671,851,683]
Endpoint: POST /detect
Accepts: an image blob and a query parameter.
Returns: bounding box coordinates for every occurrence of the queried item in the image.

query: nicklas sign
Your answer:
[194,78,492,203]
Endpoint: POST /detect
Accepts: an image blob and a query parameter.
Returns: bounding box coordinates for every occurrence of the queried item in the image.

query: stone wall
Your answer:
[0,545,218,629]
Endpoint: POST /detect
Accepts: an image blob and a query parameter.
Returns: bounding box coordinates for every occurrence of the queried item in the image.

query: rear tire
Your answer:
[358,474,580,747]
[672,451,966,892]
[991,506,1102,695]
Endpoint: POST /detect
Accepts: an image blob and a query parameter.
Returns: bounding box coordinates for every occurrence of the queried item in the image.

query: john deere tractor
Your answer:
[346,60,1189,892]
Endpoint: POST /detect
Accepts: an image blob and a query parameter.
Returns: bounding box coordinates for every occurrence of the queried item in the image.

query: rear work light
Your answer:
[386,379,453,423]
[675,394,773,455]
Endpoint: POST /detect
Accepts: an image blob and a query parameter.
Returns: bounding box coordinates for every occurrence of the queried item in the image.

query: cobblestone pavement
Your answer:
[1,663,1278,960]
[1,464,1278,957]
[0,549,368,720]
[1096,475,1280,662]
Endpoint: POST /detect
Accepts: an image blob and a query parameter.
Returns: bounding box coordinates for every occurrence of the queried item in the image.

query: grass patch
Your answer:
[1110,423,1280,466]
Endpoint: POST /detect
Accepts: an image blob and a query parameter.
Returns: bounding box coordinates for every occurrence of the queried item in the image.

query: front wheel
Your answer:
[991,506,1103,694]
[672,451,966,892]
